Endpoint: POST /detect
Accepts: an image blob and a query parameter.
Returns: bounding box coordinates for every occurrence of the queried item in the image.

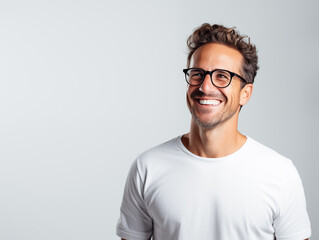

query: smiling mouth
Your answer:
[196,99,221,106]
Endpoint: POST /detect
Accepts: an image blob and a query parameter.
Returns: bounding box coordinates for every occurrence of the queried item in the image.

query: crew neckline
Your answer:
[176,135,251,163]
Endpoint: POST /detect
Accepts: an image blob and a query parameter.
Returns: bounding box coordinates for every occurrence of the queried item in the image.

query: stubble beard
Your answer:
[187,94,239,130]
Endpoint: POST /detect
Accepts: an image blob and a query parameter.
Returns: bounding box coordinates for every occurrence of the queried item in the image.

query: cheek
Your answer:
[222,88,240,105]
[186,86,196,100]
[186,88,192,108]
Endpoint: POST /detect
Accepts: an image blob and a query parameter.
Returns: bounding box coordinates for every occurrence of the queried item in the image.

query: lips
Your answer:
[191,89,225,105]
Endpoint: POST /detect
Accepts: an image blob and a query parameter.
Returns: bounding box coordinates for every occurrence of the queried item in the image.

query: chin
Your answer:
[192,115,221,129]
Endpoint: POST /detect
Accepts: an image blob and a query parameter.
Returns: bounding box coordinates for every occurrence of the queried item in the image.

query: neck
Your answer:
[182,115,247,158]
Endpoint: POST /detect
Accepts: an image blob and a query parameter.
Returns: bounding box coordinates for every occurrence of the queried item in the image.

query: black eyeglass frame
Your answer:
[183,68,247,88]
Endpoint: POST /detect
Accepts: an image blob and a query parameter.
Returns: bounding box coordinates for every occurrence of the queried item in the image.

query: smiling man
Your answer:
[116,23,311,240]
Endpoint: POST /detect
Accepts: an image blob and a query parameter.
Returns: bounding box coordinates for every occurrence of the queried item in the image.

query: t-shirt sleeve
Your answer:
[116,159,153,240]
[273,163,311,240]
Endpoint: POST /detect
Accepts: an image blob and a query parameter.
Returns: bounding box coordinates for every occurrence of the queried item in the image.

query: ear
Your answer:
[239,84,253,106]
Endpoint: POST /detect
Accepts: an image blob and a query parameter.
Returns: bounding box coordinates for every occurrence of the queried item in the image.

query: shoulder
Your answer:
[139,136,180,158]
[134,136,182,174]
[245,136,299,177]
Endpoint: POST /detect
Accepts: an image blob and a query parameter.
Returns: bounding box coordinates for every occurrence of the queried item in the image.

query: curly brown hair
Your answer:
[187,23,259,86]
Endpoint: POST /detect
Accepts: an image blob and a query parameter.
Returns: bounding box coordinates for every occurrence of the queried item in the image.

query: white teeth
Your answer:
[199,99,221,105]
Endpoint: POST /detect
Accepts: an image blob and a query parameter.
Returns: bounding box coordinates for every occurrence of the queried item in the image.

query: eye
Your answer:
[214,70,230,81]
[216,73,228,79]
[189,70,203,79]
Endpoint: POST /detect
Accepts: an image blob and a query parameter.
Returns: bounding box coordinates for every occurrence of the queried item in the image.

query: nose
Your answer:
[199,73,218,93]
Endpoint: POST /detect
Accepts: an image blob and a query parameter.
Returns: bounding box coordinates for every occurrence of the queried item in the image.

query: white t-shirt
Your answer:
[116,136,311,240]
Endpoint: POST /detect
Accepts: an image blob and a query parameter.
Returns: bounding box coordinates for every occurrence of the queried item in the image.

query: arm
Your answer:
[272,163,311,240]
[116,159,153,240]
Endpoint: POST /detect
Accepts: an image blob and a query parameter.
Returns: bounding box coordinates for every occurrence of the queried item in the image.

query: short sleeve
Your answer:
[116,159,153,240]
[273,164,311,240]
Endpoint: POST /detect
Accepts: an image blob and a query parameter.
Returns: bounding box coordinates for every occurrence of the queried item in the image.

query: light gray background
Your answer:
[0,0,318,239]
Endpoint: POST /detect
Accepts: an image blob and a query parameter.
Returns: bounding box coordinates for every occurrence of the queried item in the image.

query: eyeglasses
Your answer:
[183,68,247,88]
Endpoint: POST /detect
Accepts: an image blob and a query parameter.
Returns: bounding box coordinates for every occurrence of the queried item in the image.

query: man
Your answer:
[116,23,311,240]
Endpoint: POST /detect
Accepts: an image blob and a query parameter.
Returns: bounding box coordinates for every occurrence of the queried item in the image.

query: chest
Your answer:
[144,162,279,237]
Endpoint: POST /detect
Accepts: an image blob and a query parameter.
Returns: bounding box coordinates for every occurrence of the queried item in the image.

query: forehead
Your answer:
[191,43,243,73]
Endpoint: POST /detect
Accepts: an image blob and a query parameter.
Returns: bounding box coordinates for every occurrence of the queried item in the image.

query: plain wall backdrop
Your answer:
[0,0,318,239]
